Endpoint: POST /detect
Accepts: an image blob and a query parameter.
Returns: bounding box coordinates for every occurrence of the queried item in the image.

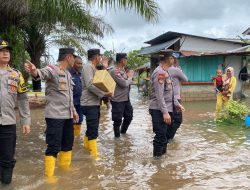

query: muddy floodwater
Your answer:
[1,87,250,190]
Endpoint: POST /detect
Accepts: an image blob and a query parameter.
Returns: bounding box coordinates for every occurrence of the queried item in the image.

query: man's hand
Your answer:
[73,111,79,123]
[163,113,171,125]
[104,92,113,97]
[24,60,38,77]
[127,70,134,79]
[176,104,185,112]
[22,125,30,135]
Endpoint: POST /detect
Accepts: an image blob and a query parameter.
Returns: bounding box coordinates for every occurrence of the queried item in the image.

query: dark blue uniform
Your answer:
[70,68,83,124]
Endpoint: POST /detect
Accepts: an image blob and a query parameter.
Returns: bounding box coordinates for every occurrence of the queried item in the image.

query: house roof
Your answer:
[145,31,249,45]
[242,27,250,36]
[139,37,180,55]
[134,62,150,72]
[180,49,250,57]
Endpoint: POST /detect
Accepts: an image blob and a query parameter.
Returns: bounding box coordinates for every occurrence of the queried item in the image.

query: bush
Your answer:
[216,100,250,126]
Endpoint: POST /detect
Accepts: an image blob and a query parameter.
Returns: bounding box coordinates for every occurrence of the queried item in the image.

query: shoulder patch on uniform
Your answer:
[47,65,55,71]
[158,73,165,84]
[115,68,121,75]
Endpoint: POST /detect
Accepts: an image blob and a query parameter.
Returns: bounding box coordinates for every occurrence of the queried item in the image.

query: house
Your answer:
[139,31,250,101]
[242,27,250,36]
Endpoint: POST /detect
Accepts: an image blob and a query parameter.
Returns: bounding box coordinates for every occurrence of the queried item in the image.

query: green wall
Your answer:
[179,56,224,82]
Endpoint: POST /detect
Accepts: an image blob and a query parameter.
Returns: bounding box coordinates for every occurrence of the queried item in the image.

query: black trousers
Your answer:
[74,104,83,124]
[0,125,16,169]
[111,101,133,136]
[149,109,172,156]
[81,106,100,140]
[45,118,74,157]
[166,111,183,141]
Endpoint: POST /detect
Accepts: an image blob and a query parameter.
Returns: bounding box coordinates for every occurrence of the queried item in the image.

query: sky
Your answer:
[49,0,250,61]
[92,0,250,53]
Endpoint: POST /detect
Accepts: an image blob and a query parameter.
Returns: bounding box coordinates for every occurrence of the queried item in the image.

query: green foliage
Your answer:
[0,26,30,81]
[217,100,250,126]
[103,50,115,65]
[127,49,149,69]
[85,0,159,22]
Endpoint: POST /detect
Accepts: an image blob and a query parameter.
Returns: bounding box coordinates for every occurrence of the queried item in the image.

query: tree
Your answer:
[127,49,149,69]
[0,0,159,91]
[103,50,115,66]
[85,0,159,22]
[0,0,28,73]
[22,0,114,91]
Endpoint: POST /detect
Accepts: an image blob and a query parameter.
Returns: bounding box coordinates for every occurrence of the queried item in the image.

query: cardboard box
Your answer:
[93,70,116,93]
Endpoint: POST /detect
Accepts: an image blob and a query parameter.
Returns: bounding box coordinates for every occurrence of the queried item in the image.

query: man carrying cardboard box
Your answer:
[109,53,134,138]
[81,49,112,159]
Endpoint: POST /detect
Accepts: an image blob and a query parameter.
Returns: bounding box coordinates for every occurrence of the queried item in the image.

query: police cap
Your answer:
[87,49,101,59]
[58,48,77,61]
[0,39,12,50]
[116,53,127,62]
[159,49,174,59]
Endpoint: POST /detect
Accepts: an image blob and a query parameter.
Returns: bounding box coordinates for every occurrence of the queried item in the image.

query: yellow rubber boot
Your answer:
[58,151,72,169]
[74,124,81,137]
[83,135,89,152]
[88,139,98,160]
[44,156,57,183]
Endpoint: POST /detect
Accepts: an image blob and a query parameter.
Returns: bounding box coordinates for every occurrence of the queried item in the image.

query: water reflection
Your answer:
[1,87,250,189]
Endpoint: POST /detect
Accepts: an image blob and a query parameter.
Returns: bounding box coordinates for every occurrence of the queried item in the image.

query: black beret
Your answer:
[0,39,12,50]
[87,49,101,58]
[159,49,174,58]
[116,53,127,62]
[58,48,77,61]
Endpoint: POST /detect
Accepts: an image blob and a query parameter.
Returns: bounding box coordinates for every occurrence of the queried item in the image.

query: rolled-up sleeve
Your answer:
[83,65,106,98]
[110,69,131,88]
[153,74,168,114]
[17,92,31,126]
[177,68,188,82]
[34,66,53,81]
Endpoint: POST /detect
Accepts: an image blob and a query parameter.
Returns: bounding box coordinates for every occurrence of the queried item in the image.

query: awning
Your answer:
[139,37,180,56]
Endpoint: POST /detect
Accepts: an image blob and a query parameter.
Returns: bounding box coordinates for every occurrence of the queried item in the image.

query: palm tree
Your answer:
[0,0,159,90]
[23,0,113,90]
[85,0,159,22]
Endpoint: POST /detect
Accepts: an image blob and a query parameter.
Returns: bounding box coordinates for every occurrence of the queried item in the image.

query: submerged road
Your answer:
[2,87,250,190]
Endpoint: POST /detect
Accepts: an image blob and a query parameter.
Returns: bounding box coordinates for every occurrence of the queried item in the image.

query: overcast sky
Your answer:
[91,0,250,53]
[49,0,250,60]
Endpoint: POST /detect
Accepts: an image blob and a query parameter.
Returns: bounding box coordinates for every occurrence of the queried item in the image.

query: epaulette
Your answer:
[11,67,19,72]
[10,67,20,77]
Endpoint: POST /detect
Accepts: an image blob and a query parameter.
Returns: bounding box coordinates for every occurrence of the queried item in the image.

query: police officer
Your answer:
[167,57,188,142]
[69,56,83,137]
[109,53,134,137]
[81,49,112,159]
[149,49,184,158]
[0,39,30,184]
[25,48,78,179]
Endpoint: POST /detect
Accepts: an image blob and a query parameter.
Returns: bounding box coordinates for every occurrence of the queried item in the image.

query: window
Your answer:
[179,56,223,82]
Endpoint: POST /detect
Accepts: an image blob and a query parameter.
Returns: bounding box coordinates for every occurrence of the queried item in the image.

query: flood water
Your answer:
[2,87,250,190]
